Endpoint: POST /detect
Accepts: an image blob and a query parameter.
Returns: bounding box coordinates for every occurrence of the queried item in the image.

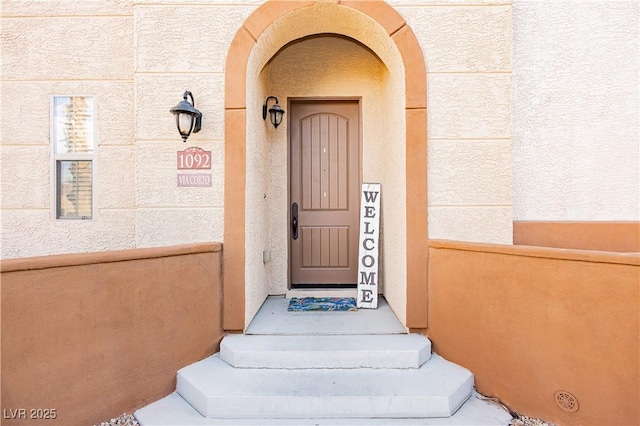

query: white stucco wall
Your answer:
[397,1,514,244]
[243,56,271,329]
[132,3,256,250]
[378,56,408,325]
[1,0,512,260]
[3,0,637,265]
[1,2,136,259]
[512,0,639,221]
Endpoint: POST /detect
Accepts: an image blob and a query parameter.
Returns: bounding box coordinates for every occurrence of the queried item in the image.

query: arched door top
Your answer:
[225,1,426,110]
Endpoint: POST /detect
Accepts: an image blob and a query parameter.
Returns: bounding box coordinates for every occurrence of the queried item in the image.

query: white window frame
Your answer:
[50,95,97,221]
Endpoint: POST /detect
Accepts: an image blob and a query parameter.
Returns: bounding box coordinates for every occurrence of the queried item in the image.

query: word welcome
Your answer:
[356,183,381,309]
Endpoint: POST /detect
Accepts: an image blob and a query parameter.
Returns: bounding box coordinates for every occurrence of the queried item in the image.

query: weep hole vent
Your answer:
[554,390,579,412]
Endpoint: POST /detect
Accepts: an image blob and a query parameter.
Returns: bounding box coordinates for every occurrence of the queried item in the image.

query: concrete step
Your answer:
[135,390,513,426]
[220,334,432,369]
[175,354,473,419]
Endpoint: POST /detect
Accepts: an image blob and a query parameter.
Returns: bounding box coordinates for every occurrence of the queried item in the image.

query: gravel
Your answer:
[510,415,556,426]
[96,411,554,426]
[476,392,554,426]
[94,413,139,426]
[96,402,554,426]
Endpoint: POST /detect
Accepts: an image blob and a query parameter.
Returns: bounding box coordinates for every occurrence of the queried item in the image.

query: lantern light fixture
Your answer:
[263,96,285,129]
[170,90,202,142]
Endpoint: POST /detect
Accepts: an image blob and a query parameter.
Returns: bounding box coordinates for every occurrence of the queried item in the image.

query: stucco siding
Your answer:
[1,0,637,257]
[398,5,512,73]
[1,0,133,16]
[134,5,256,73]
[1,17,133,81]
[395,2,514,244]
[428,207,513,243]
[99,146,137,209]
[1,210,137,259]
[428,74,512,140]
[244,63,270,328]
[428,140,512,206]
[135,207,223,248]
[1,5,135,259]
[512,0,639,221]
[1,146,50,209]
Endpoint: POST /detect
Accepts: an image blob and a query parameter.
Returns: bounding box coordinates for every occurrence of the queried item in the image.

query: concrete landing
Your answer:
[135,391,513,425]
[245,296,407,335]
[221,334,431,369]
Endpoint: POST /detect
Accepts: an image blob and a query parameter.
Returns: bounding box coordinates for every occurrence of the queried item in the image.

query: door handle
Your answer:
[291,202,298,240]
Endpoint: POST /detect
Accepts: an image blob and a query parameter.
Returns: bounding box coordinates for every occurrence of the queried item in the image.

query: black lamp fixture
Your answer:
[262,96,285,129]
[170,90,202,142]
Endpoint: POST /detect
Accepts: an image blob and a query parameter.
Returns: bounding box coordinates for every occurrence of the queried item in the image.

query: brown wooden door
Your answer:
[290,100,360,287]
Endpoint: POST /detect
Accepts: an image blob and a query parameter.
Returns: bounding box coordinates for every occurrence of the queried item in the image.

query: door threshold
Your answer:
[286,288,357,299]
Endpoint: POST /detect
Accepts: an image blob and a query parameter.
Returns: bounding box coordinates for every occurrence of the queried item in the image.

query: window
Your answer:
[51,96,96,220]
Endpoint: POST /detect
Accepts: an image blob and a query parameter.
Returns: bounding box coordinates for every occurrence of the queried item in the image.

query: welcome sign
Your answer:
[356,183,381,309]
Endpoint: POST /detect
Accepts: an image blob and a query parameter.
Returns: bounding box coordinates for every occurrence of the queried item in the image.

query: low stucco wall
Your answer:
[513,221,640,253]
[426,240,639,426]
[1,243,223,425]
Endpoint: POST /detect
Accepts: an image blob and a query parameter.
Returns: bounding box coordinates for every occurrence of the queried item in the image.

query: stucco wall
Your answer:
[243,54,271,328]
[397,1,514,244]
[512,0,639,221]
[0,243,224,425]
[2,0,510,258]
[427,240,639,426]
[0,1,259,259]
[1,1,136,259]
[2,0,638,256]
[132,2,256,249]
[1,0,514,259]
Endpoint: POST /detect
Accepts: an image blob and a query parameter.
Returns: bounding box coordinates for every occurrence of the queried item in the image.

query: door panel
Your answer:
[290,100,360,286]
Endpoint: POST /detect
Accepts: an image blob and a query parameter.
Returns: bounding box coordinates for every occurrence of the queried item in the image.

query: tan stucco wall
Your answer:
[131,2,256,249]
[3,0,638,259]
[0,243,224,425]
[1,1,136,259]
[426,240,639,426]
[397,3,514,244]
[2,0,511,260]
[244,48,271,328]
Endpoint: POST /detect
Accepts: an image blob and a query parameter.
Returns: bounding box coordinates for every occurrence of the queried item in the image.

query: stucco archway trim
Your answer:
[223,0,427,331]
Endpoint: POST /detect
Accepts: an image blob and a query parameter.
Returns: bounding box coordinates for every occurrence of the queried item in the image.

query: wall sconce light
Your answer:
[170,90,202,142]
[262,96,285,129]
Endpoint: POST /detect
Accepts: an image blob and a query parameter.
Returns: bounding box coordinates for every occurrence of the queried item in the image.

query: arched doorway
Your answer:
[223,0,427,332]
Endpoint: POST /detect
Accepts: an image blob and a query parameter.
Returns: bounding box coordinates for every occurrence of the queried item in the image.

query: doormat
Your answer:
[287,297,357,312]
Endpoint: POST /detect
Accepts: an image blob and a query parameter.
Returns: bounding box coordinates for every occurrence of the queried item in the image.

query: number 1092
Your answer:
[177,150,212,170]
